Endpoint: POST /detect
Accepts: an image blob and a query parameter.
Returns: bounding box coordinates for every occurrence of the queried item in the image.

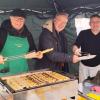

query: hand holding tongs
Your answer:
[74,49,96,60]
[74,48,90,56]
[3,48,53,62]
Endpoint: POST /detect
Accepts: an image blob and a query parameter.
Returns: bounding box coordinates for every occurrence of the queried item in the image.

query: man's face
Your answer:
[10,16,25,30]
[90,17,100,33]
[54,15,68,32]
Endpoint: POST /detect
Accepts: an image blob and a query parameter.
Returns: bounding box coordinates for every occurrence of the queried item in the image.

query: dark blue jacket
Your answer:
[36,27,71,71]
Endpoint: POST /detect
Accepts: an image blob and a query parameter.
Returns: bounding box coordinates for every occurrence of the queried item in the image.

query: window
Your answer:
[75,18,90,35]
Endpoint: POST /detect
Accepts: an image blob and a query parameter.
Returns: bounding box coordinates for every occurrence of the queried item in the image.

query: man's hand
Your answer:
[25,51,43,59]
[74,48,81,56]
[34,51,43,59]
[0,55,5,64]
[72,54,80,63]
[25,48,53,59]
[73,45,81,56]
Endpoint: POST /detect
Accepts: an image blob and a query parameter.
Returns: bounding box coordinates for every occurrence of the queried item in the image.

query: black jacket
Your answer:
[36,27,71,71]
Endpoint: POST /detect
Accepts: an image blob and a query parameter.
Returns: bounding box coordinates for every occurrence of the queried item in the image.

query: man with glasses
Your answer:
[0,9,43,76]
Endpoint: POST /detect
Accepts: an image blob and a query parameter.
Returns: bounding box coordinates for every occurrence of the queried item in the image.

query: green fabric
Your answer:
[0,34,29,76]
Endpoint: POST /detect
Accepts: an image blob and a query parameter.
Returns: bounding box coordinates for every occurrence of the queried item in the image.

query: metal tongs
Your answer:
[79,52,90,57]
[3,48,53,61]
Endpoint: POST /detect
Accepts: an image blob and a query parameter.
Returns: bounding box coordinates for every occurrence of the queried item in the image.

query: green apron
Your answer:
[0,34,29,77]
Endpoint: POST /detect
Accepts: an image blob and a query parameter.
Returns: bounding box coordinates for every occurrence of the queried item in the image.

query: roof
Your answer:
[0,0,100,16]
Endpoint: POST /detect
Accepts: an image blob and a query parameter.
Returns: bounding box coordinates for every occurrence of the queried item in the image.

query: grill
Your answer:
[0,70,78,100]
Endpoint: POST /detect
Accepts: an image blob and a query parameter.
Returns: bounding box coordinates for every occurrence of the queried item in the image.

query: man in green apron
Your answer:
[0,9,43,77]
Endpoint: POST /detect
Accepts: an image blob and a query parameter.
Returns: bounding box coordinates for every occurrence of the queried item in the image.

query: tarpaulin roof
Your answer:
[0,0,100,13]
